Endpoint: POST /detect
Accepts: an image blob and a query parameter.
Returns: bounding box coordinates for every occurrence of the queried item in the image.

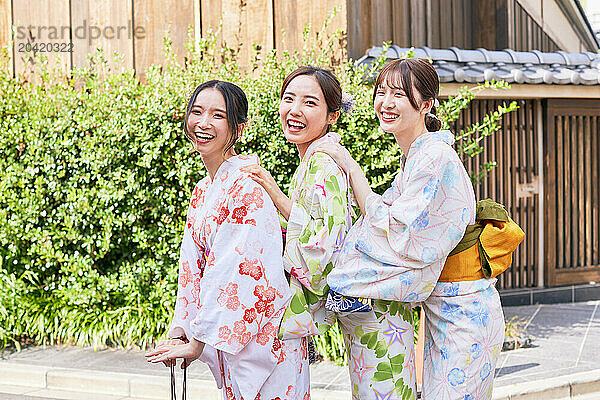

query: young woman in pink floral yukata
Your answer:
[317,59,506,400]
[146,80,310,400]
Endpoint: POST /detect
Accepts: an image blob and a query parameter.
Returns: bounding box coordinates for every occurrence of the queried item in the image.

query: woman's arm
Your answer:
[177,176,289,356]
[314,142,373,215]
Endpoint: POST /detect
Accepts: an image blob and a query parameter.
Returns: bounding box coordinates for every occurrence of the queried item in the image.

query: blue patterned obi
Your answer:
[325,290,372,312]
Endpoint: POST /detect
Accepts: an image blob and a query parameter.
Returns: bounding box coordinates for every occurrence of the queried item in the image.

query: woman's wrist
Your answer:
[189,338,205,354]
[275,190,292,220]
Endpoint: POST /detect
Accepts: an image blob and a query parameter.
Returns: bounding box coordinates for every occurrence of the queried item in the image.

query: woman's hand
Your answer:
[315,143,374,216]
[241,164,292,220]
[314,142,352,174]
[145,338,186,367]
[145,338,204,369]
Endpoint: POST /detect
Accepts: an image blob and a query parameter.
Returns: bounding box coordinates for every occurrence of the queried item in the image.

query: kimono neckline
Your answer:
[207,154,260,184]
[402,130,455,166]
[299,132,341,162]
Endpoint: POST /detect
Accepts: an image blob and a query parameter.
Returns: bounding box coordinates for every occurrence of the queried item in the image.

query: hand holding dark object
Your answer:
[145,337,202,369]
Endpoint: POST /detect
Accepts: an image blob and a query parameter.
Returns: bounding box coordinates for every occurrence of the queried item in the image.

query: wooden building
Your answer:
[348,0,600,300]
[2,0,598,75]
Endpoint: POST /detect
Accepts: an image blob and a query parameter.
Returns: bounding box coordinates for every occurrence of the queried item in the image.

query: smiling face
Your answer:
[279,74,336,157]
[186,88,233,158]
[373,79,426,136]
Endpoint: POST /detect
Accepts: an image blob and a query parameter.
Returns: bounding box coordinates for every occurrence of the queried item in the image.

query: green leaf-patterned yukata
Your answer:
[278,133,416,400]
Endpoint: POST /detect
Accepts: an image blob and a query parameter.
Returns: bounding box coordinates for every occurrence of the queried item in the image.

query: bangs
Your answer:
[373,59,419,110]
[381,69,404,91]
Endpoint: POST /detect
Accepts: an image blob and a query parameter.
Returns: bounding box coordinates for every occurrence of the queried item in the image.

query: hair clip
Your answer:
[433,98,440,108]
[341,92,355,114]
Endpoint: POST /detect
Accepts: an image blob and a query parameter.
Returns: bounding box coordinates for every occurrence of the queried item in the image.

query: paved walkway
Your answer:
[497,300,600,386]
[0,300,599,399]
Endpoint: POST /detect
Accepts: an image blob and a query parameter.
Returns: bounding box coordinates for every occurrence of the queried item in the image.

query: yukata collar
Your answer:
[209,154,260,183]
[300,132,341,162]
[403,130,455,162]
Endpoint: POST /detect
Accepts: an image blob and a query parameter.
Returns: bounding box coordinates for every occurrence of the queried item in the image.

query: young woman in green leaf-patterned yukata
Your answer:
[243,67,417,400]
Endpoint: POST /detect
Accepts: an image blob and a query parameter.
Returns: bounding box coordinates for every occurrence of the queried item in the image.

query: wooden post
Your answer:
[0,0,12,76]
[544,100,557,286]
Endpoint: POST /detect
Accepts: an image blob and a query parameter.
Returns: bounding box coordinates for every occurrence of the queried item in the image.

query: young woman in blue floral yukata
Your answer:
[243,66,418,400]
[317,59,507,400]
[145,80,309,400]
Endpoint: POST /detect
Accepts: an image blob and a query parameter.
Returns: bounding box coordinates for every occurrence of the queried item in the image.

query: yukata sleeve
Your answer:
[168,181,206,341]
[357,147,472,298]
[285,153,351,296]
[188,177,289,355]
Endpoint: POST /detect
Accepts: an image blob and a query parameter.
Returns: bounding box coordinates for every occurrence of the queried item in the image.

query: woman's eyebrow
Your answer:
[302,94,320,101]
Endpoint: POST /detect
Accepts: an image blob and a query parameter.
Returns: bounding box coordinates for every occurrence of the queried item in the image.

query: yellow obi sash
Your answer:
[439,199,525,282]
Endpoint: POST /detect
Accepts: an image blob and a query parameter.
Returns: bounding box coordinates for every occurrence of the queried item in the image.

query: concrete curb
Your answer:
[0,361,351,400]
[1,361,599,400]
[492,369,600,400]
[0,362,221,400]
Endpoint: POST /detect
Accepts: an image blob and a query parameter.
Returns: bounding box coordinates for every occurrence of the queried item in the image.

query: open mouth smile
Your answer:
[286,119,306,133]
[194,131,215,143]
[380,112,399,122]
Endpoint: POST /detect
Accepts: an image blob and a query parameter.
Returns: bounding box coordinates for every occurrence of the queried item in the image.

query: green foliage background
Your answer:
[0,22,516,363]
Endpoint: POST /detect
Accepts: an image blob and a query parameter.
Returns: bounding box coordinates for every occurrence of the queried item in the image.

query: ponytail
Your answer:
[425,105,442,132]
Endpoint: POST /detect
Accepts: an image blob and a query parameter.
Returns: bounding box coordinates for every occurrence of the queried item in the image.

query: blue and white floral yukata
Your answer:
[328,130,505,400]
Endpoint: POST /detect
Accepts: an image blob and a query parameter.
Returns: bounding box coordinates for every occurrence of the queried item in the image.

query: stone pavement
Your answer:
[0,300,599,399]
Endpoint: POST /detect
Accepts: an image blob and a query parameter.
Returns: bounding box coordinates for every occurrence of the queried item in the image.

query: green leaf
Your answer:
[289,294,307,314]
[372,371,393,382]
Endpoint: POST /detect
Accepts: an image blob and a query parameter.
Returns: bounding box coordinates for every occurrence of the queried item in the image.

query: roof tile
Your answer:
[358,46,600,85]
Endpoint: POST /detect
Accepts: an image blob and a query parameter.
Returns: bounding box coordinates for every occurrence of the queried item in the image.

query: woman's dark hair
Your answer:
[374,58,442,132]
[183,80,248,154]
[280,66,342,132]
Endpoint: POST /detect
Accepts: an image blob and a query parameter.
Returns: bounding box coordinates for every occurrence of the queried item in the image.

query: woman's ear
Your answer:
[421,99,434,115]
[328,111,341,125]
[237,122,248,138]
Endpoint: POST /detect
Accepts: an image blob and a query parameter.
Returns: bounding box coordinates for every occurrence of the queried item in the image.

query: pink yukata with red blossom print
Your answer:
[168,154,310,400]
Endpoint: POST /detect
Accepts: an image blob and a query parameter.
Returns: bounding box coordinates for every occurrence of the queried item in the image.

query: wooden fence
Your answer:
[451,99,542,290]
[2,0,566,76]
[1,0,346,77]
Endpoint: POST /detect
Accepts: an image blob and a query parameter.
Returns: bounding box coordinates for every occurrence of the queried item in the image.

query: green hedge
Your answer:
[0,25,515,363]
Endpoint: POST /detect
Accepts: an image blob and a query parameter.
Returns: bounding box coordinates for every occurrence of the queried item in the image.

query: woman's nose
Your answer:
[381,93,395,109]
[198,114,211,128]
[289,101,302,116]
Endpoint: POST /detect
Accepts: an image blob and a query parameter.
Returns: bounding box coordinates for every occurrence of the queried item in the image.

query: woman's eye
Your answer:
[214,114,224,119]
[306,100,316,106]
[395,92,404,97]
[283,95,293,102]
[376,90,384,96]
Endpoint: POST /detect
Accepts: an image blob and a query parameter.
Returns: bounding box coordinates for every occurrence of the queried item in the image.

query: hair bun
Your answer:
[425,112,442,132]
